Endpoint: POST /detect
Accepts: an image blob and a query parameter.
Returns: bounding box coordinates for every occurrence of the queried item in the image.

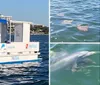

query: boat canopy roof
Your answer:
[10,20,32,24]
[0,19,7,24]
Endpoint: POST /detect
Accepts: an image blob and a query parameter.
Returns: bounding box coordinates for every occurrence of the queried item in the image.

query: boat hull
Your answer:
[0,54,40,64]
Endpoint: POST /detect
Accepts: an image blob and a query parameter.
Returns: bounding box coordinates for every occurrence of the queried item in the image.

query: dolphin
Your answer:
[50,51,97,72]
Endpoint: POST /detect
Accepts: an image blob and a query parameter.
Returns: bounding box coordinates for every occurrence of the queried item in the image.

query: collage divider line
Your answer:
[50,42,100,44]
[49,0,50,85]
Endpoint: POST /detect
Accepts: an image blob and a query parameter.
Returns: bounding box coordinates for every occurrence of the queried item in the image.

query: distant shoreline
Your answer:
[31,34,48,35]
[8,33,48,35]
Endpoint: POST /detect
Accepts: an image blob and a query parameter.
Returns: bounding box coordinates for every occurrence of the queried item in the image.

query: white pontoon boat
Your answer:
[0,14,40,64]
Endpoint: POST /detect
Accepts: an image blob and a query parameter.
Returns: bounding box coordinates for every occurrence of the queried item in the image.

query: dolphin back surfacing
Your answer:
[50,51,97,72]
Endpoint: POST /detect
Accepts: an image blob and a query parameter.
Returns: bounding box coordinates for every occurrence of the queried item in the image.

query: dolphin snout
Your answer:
[86,51,96,56]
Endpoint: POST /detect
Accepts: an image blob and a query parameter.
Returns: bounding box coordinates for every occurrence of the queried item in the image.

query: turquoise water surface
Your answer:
[50,44,100,85]
[50,0,100,42]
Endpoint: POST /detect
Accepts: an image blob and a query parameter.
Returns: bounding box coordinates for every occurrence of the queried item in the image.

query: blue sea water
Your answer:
[0,35,49,85]
[50,0,100,42]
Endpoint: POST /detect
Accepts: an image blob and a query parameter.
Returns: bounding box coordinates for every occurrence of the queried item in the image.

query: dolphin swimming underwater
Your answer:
[50,51,97,72]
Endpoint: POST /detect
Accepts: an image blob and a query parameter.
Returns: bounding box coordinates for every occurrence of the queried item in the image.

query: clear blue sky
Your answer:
[0,0,49,26]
